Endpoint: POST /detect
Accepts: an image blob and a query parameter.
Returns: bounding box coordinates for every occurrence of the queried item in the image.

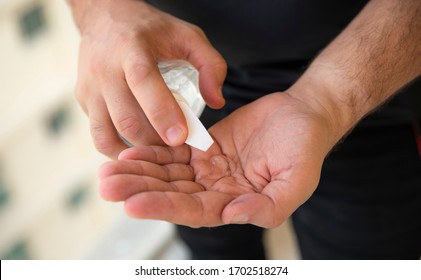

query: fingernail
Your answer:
[230,214,249,224]
[166,125,185,145]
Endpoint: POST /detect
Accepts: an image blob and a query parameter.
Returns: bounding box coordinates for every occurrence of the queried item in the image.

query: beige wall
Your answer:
[0,0,124,259]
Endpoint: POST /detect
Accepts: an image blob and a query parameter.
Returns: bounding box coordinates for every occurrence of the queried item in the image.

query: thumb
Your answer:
[184,33,227,109]
[222,193,287,228]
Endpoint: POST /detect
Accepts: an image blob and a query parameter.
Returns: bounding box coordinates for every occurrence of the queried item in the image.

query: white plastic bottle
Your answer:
[158,60,206,117]
[158,60,213,151]
[120,60,214,151]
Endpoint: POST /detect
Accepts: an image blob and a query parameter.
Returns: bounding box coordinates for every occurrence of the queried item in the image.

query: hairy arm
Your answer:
[289,0,421,147]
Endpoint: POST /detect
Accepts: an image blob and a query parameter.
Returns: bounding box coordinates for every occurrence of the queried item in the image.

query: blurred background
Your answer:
[0,0,299,260]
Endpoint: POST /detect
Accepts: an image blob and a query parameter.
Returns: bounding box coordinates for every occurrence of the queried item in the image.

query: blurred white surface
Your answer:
[0,0,172,260]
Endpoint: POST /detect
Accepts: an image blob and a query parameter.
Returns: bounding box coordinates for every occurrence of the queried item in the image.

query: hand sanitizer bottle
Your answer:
[158,60,214,151]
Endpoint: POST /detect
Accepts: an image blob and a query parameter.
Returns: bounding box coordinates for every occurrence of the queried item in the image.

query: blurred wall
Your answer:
[0,0,174,260]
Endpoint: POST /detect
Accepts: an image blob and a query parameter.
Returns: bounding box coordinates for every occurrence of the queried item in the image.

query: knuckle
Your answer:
[88,53,109,80]
[90,122,116,155]
[188,23,206,38]
[213,56,227,74]
[116,115,142,139]
[125,60,155,86]
[148,104,173,126]
[150,103,167,119]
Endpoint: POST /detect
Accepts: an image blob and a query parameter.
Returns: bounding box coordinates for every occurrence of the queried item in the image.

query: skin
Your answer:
[69,0,421,228]
[99,93,331,227]
[68,0,226,158]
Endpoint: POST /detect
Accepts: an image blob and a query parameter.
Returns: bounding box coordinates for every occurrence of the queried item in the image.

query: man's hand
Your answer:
[81,0,420,228]
[98,93,335,228]
[68,0,226,158]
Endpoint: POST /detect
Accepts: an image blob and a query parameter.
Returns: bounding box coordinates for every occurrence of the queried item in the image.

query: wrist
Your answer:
[288,0,421,148]
[287,64,364,148]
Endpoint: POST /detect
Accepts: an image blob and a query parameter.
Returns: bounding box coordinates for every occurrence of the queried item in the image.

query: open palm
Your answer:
[99,93,335,228]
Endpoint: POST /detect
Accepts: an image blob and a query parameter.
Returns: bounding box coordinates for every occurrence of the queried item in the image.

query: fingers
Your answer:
[184,27,227,109]
[99,160,195,182]
[124,191,234,227]
[87,97,128,159]
[222,179,313,228]
[100,175,203,202]
[197,59,226,109]
[118,145,191,164]
[99,151,197,202]
[102,75,164,147]
[221,193,283,228]
[75,73,128,159]
[123,51,188,147]
[74,0,227,158]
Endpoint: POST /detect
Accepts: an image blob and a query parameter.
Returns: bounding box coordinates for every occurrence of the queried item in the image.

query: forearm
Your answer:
[289,0,421,146]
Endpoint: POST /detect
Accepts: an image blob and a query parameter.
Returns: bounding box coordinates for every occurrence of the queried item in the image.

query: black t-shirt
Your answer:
[147,0,420,124]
